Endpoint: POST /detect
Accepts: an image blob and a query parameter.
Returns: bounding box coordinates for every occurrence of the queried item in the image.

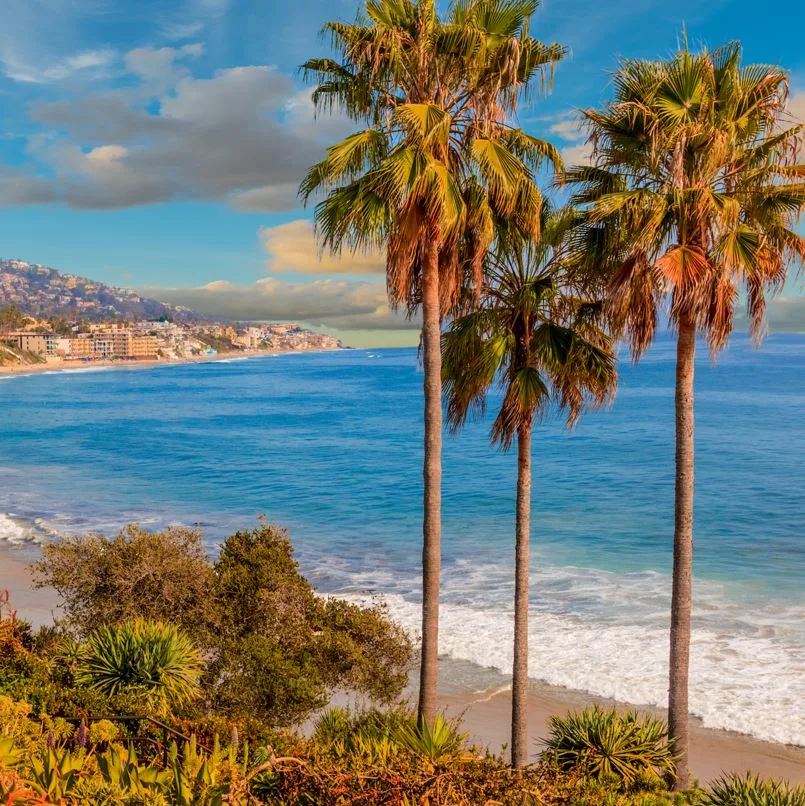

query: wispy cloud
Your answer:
[3,59,344,211]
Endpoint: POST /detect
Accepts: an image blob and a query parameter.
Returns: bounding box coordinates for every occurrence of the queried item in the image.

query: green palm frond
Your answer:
[301,0,565,316]
[442,213,617,447]
[564,42,805,355]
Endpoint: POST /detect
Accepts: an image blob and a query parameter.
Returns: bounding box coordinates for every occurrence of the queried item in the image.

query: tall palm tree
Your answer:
[441,215,616,767]
[301,0,565,724]
[565,42,805,786]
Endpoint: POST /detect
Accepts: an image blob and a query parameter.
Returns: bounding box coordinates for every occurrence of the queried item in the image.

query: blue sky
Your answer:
[0,0,803,344]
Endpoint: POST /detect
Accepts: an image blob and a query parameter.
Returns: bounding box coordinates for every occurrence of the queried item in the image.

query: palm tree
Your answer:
[301,0,565,724]
[76,619,203,712]
[441,215,616,767]
[564,42,805,786]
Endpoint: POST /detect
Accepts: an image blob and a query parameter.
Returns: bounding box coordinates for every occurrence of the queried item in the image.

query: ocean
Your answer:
[1,334,803,746]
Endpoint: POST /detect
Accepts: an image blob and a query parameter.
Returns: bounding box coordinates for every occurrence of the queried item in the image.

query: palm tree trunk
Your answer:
[511,422,532,768]
[417,237,442,726]
[669,315,695,790]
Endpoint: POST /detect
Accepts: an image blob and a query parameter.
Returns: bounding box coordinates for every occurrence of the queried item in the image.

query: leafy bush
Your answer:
[545,706,674,789]
[704,774,805,806]
[32,525,216,641]
[30,521,412,728]
[76,620,203,710]
[207,523,412,726]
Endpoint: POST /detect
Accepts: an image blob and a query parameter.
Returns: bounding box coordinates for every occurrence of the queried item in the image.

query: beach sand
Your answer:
[0,346,339,378]
[2,541,803,783]
[438,678,805,784]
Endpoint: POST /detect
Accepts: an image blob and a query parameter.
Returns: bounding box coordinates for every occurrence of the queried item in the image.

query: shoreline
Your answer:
[0,346,343,378]
[2,540,803,783]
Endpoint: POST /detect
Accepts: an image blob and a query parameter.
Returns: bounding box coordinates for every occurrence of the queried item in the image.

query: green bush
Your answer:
[32,524,217,641]
[704,774,805,806]
[29,521,413,728]
[545,706,674,789]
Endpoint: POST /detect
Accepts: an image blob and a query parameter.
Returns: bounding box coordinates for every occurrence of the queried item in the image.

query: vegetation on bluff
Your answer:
[2,524,804,803]
[27,522,411,727]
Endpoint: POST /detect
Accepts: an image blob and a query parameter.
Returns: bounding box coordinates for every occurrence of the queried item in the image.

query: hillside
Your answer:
[0,259,203,322]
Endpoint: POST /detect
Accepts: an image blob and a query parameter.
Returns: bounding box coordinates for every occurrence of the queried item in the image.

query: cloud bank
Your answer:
[0,43,353,212]
[140,277,419,331]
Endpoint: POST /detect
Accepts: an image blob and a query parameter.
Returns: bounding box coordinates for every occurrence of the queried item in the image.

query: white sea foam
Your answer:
[337,564,805,747]
[0,513,38,545]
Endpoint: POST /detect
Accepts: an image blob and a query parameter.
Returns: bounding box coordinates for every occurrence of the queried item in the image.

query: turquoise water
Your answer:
[1,335,803,743]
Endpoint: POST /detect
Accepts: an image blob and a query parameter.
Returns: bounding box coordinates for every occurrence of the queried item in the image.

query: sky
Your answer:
[0,0,803,346]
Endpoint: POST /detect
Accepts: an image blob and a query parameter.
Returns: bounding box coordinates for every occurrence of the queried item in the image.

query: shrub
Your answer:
[31,521,413,729]
[207,522,412,726]
[32,525,217,641]
[545,706,674,789]
[76,619,203,711]
[704,774,805,806]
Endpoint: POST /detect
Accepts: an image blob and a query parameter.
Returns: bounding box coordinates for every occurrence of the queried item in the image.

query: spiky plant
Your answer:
[705,774,805,806]
[301,0,566,724]
[545,706,674,787]
[76,619,203,711]
[565,42,805,787]
[394,713,469,766]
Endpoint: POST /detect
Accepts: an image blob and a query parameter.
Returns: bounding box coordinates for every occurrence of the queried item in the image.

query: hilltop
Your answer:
[0,259,203,322]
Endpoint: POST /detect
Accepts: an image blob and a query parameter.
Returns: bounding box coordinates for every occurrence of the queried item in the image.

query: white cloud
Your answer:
[550,119,584,140]
[2,47,117,84]
[259,220,385,275]
[139,277,417,331]
[561,141,594,167]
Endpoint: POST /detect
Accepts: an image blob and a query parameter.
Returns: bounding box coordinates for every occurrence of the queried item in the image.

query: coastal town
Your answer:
[0,316,342,368]
[0,259,343,369]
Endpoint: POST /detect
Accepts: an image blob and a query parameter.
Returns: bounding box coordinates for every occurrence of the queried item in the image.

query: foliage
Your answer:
[207,523,412,726]
[0,305,29,329]
[32,524,217,641]
[545,706,675,789]
[301,0,566,316]
[565,42,805,357]
[75,619,204,711]
[442,212,617,444]
[704,774,805,806]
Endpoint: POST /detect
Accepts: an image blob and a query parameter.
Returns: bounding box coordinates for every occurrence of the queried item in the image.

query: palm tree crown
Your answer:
[300,0,566,310]
[442,219,616,440]
[566,41,804,355]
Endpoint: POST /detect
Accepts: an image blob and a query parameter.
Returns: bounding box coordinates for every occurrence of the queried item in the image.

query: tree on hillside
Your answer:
[301,0,565,723]
[441,212,616,766]
[564,42,805,786]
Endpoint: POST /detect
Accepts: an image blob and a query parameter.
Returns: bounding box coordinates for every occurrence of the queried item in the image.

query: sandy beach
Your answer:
[439,678,805,784]
[0,346,340,378]
[2,541,802,784]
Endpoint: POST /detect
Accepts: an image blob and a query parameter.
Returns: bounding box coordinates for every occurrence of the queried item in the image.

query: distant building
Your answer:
[1,332,49,355]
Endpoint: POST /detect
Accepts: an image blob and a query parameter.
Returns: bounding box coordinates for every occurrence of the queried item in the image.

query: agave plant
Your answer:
[96,744,171,793]
[705,774,805,806]
[394,714,470,767]
[27,746,85,801]
[75,619,203,710]
[545,706,674,787]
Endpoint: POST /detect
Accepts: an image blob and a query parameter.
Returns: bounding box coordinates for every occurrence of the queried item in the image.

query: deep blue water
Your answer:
[1,335,803,743]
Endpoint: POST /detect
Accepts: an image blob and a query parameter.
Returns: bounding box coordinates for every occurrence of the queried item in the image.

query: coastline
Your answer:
[0,346,342,378]
[3,539,803,783]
